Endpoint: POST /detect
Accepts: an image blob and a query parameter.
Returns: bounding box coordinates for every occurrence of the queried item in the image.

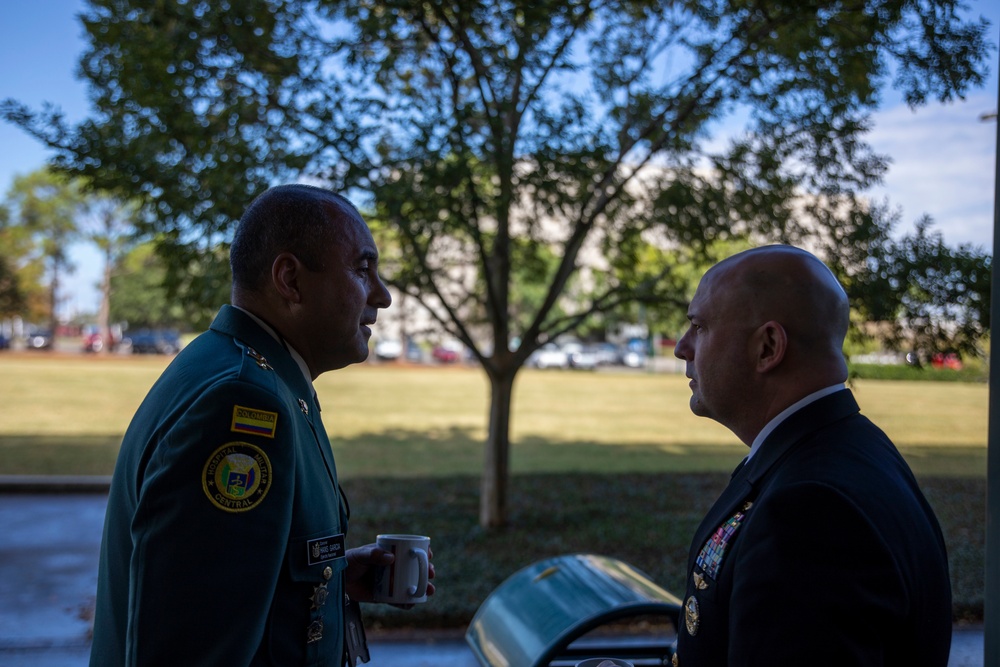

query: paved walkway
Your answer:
[0,490,985,666]
[0,491,482,666]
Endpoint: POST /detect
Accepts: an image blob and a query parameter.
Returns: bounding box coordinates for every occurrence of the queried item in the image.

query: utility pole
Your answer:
[984,71,998,666]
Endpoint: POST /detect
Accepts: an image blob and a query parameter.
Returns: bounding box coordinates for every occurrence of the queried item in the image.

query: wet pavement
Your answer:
[0,488,986,666]
[0,489,484,666]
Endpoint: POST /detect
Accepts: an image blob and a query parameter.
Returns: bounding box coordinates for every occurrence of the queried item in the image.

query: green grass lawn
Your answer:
[0,354,988,626]
[0,356,987,476]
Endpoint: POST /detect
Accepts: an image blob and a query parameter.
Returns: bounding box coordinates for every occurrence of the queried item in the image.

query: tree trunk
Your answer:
[98,242,112,354]
[48,263,60,343]
[480,368,516,528]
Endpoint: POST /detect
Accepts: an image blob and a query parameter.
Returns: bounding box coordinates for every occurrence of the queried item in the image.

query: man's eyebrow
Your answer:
[360,249,379,262]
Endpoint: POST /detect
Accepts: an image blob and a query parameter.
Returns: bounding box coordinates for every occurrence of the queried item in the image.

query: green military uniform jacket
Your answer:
[90,305,350,666]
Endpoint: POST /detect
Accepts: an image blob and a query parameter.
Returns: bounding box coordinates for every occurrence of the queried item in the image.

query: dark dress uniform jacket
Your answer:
[674,389,951,667]
[90,306,350,666]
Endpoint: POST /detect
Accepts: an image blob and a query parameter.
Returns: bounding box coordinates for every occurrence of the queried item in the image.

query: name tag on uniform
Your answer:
[307,534,346,565]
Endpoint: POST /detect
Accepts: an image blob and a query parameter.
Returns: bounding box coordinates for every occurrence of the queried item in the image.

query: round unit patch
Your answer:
[202,442,272,512]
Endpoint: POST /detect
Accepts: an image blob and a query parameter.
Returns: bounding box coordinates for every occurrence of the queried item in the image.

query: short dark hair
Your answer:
[230,184,359,291]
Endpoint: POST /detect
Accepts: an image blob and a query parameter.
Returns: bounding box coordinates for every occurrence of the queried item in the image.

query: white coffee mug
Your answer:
[373,534,430,604]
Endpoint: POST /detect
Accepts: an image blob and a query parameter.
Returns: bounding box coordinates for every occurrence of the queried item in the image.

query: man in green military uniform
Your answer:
[90,184,432,665]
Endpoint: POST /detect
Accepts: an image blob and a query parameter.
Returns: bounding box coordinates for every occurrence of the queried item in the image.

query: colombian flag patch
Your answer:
[231,405,278,439]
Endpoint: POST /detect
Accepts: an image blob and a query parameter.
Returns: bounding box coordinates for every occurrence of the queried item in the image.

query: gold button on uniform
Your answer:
[323,566,333,580]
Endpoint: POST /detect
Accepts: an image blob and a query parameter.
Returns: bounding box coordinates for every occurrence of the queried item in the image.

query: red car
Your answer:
[82,328,121,353]
[432,346,460,363]
[931,353,963,370]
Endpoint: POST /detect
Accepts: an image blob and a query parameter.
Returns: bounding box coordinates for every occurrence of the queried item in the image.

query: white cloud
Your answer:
[867,91,997,249]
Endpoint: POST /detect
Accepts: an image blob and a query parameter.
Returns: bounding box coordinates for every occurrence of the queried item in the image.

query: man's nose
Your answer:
[675,332,690,360]
[372,277,392,308]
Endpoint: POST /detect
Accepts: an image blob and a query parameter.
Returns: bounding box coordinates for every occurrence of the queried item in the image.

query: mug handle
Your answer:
[407,548,429,597]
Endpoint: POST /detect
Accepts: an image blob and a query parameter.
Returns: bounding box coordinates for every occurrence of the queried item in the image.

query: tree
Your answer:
[2,169,85,332]
[0,254,25,319]
[0,203,26,318]
[110,242,194,329]
[0,214,47,323]
[850,213,991,362]
[1,0,992,526]
[82,195,139,352]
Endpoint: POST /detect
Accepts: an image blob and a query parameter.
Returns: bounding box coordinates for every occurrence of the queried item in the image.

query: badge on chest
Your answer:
[695,501,753,580]
[684,500,754,639]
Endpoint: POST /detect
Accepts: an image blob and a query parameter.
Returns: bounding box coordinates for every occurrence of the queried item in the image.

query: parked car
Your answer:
[123,329,182,355]
[562,342,598,370]
[617,339,646,368]
[432,345,460,364]
[589,342,623,366]
[405,339,424,363]
[24,330,53,350]
[931,352,963,370]
[374,338,403,360]
[82,328,120,353]
[527,343,570,369]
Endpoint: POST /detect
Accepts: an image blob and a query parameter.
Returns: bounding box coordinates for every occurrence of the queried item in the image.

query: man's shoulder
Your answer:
[138,333,290,425]
[764,414,928,519]
[779,414,901,474]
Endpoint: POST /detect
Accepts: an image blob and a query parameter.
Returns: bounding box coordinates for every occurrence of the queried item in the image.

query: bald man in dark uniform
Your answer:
[671,245,951,666]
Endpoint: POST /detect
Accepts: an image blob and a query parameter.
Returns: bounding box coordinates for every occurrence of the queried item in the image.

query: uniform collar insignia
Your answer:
[246,347,273,371]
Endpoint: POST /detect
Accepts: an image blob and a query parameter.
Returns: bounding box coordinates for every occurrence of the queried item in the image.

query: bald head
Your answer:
[674,245,850,444]
[707,245,850,363]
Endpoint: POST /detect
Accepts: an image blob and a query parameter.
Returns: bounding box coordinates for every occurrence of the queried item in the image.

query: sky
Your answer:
[1,1,998,319]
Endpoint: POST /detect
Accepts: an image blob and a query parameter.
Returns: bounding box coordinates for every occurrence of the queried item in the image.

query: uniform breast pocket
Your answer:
[265,529,348,665]
[691,568,721,604]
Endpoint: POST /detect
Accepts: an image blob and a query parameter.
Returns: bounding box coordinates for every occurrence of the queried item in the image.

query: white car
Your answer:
[374,338,403,360]
[527,343,570,369]
[561,342,598,370]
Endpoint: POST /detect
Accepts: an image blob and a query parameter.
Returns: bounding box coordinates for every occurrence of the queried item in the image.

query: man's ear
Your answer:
[272,252,304,304]
[755,320,787,373]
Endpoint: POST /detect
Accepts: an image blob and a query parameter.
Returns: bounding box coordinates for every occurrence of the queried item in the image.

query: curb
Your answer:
[0,475,111,494]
